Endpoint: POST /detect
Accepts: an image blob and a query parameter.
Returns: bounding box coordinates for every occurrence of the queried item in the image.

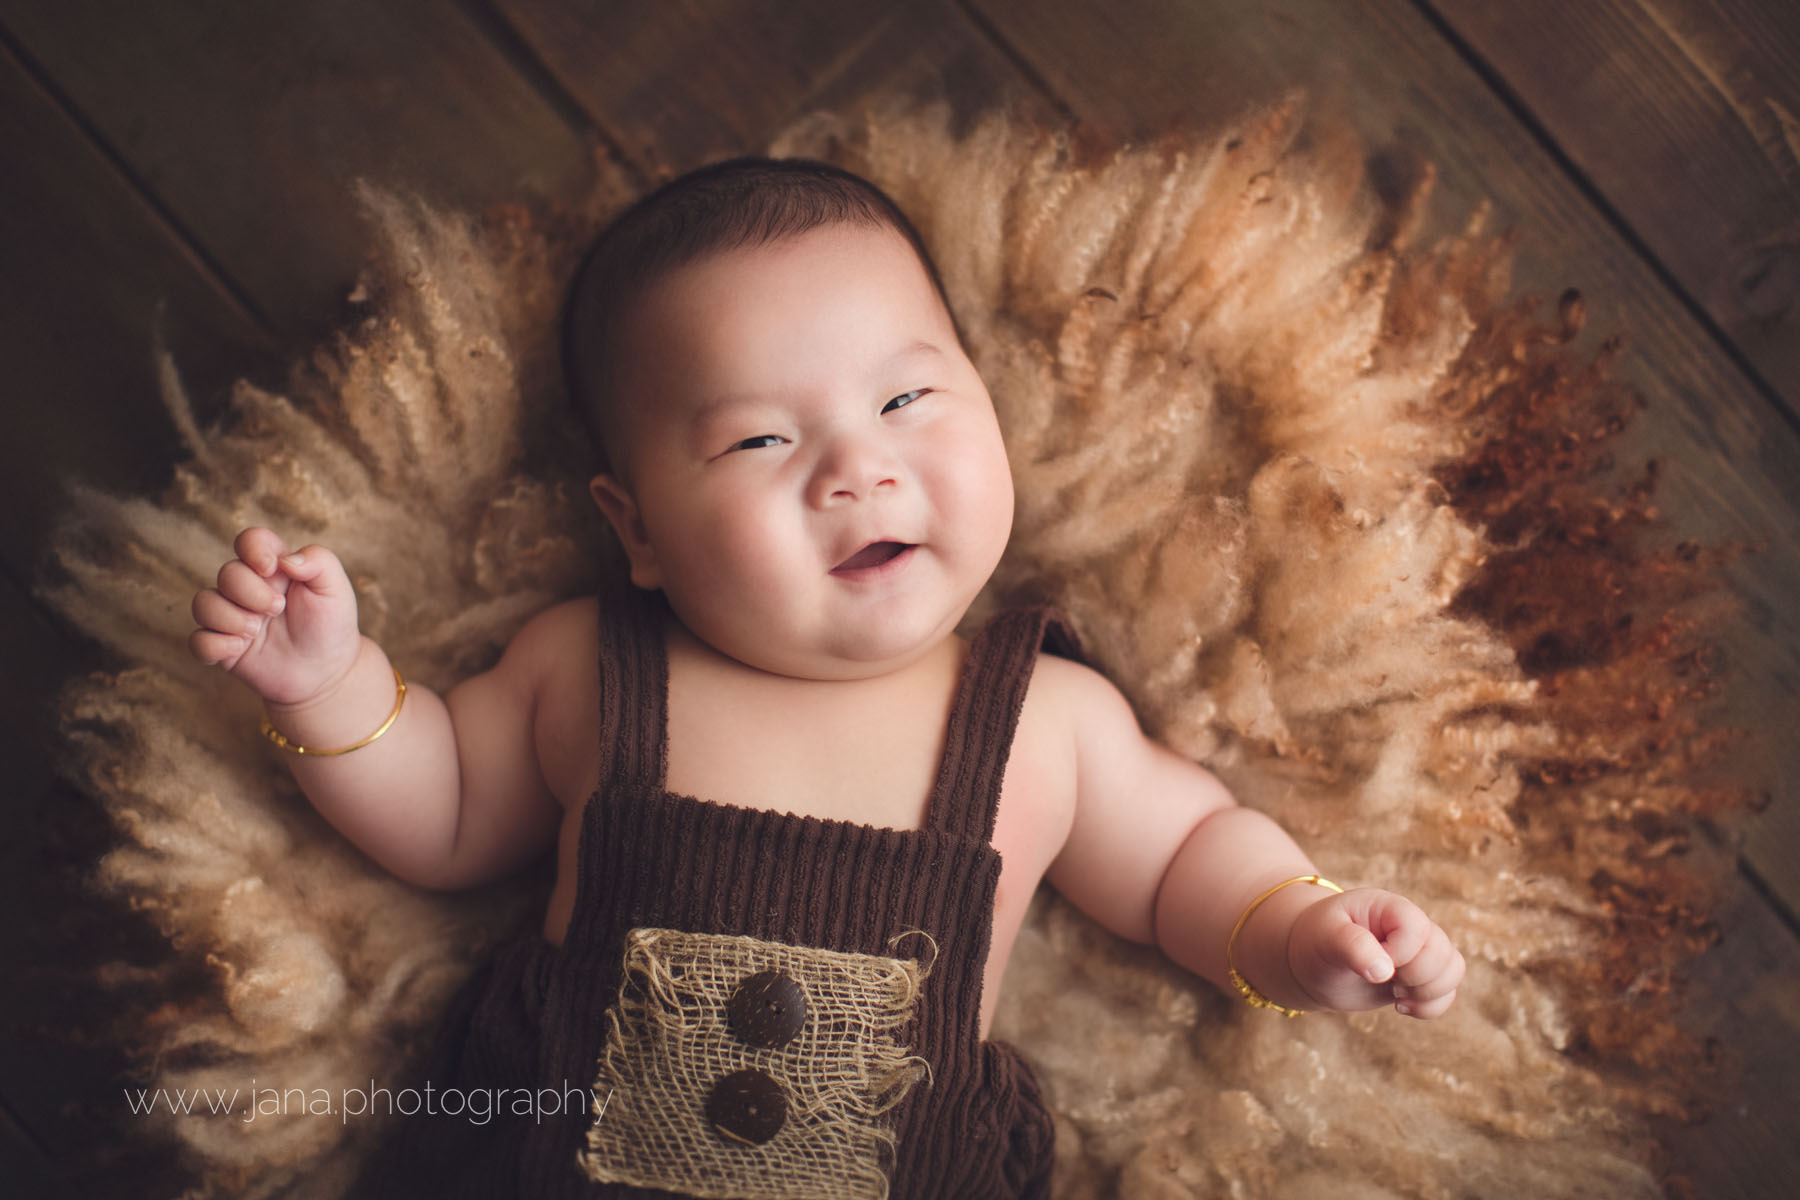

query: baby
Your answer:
[190,157,1462,1198]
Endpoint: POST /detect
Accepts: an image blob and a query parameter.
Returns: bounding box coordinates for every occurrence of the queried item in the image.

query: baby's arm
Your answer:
[1044,659,1464,1019]
[189,528,563,889]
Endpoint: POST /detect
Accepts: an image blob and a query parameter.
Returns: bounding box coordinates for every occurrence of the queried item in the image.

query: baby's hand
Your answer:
[188,527,363,706]
[1286,889,1464,1019]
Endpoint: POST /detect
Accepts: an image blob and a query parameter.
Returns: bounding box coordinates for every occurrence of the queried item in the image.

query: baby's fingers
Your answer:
[1319,918,1396,986]
[1359,891,1436,968]
[190,585,270,669]
[1394,986,1458,1020]
[193,585,262,636]
[188,624,251,668]
[1391,928,1464,1017]
[1393,923,1463,991]
[217,556,286,615]
[274,544,347,595]
[1389,925,1464,1019]
[233,526,291,578]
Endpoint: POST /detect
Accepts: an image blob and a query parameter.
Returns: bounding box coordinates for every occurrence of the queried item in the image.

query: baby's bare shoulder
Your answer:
[1008,650,1117,801]
[509,594,599,658]
[1023,649,1133,740]
[498,597,605,806]
[500,595,602,698]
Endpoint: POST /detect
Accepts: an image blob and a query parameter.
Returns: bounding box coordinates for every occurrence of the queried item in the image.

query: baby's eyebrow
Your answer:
[687,339,944,431]
[878,338,944,370]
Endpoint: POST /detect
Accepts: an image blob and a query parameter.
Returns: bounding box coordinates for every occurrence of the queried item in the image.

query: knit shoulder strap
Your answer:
[596,580,671,793]
[926,604,1087,844]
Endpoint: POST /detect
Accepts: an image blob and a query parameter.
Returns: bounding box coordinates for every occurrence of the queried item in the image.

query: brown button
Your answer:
[705,1067,787,1146]
[726,969,807,1048]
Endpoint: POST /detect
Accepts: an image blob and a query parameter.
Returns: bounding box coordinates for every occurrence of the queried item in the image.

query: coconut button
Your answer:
[705,1067,787,1146]
[726,969,808,1048]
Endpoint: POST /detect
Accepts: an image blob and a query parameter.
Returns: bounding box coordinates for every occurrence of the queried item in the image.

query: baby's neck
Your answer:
[654,608,973,836]
[662,610,968,704]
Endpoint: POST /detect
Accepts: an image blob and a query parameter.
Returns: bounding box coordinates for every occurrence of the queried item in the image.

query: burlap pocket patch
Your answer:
[577,926,936,1199]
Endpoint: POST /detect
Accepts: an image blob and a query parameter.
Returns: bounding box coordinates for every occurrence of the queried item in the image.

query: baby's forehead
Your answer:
[666,222,917,290]
[638,227,937,337]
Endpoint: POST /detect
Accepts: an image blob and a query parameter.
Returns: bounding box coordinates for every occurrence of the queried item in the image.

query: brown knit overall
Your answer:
[352,581,1083,1199]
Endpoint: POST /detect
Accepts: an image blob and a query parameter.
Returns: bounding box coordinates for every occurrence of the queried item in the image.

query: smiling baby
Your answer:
[190,156,1463,1199]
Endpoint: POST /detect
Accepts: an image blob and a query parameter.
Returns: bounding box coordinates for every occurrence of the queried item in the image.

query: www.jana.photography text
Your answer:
[122,1079,597,1126]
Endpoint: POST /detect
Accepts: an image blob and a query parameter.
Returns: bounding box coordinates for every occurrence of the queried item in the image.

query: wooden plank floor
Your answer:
[1,0,1794,1194]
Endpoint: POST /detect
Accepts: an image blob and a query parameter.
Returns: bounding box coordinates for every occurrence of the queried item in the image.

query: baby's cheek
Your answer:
[962,453,1015,557]
[928,423,1005,515]
[710,501,813,583]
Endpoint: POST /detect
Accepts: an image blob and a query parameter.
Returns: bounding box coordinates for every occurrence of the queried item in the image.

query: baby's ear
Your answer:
[588,473,661,590]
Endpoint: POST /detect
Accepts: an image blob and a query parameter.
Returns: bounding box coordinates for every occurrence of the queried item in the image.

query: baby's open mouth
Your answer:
[835,541,912,572]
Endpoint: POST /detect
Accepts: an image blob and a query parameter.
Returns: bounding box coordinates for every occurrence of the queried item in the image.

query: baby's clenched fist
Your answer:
[1286,888,1464,1019]
[189,527,364,707]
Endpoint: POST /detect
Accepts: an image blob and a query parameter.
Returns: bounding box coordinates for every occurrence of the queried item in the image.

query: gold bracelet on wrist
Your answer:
[1225,874,1343,1017]
[260,665,406,756]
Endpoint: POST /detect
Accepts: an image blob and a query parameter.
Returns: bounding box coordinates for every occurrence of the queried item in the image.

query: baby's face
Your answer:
[588,222,1014,680]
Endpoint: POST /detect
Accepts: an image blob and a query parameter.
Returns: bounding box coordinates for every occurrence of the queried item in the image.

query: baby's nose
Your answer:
[811,433,899,505]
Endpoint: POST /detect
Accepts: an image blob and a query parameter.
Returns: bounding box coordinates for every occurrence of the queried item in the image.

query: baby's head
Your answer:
[562,157,1014,681]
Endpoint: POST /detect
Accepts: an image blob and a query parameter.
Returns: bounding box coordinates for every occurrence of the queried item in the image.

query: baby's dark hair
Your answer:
[560,156,964,485]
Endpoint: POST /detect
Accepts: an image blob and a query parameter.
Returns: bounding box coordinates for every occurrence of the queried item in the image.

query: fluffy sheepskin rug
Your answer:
[39,91,1751,1198]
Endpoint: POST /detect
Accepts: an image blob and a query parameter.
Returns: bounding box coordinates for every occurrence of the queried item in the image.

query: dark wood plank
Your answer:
[969,0,1800,924]
[0,1103,79,1200]
[494,0,1056,180]
[0,33,273,587]
[0,43,268,1182]
[0,0,599,348]
[0,578,76,827]
[1428,0,1800,422]
[1,35,270,1185]
[493,0,889,174]
[1653,880,1800,1198]
[799,0,1063,142]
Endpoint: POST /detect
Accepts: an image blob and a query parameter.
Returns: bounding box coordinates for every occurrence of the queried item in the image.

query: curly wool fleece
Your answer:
[41,91,1747,1198]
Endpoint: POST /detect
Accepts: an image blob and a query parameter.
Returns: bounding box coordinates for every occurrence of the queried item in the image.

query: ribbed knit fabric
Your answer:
[351,582,1083,1199]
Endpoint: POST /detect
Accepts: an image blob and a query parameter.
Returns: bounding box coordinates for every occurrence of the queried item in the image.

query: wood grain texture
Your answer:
[0,35,273,587]
[494,0,889,176]
[0,0,599,347]
[494,0,1056,180]
[0,582,88,1199]
[0,62,261,1177]
[970,0,1800,916]
[1653,877,1800,1198]
[0,1102,77,1200]
[1428,0,1800,421]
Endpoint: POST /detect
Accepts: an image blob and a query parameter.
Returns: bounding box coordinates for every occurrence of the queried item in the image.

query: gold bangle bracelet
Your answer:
[260,665,407,756]
[1225,874,1343,1017]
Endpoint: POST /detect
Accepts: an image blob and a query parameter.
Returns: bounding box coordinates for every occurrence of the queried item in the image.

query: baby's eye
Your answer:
[882,389,928,414]
[729,434,787,452]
